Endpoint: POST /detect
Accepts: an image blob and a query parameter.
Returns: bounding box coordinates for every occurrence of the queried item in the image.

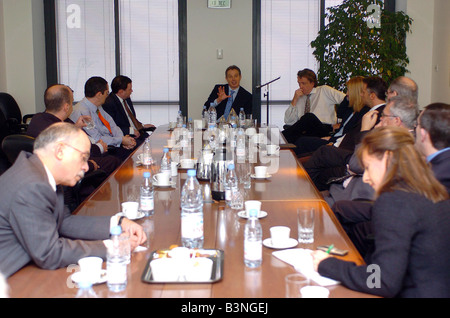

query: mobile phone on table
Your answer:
[317,245,348,256]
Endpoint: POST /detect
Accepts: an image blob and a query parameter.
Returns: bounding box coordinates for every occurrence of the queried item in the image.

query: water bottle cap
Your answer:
[110,225,122,235]
[187,169,196,177]
[249,209,258,218]
[163,147,169,153]
[143,172,151,178]
[228,163,235,170]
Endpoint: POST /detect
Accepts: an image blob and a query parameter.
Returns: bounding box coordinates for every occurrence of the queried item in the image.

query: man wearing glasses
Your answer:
[0,123,146,278]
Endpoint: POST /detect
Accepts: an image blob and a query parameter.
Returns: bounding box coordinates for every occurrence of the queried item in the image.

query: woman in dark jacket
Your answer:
[312,126,450,297]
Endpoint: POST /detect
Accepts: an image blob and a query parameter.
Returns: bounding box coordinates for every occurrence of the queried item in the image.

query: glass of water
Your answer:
[297,207,315,244]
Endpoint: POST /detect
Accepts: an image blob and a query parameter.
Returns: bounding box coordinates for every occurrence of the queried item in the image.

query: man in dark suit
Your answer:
[103,75,155,145]
[204,65,252,120]
[0,123,146,277]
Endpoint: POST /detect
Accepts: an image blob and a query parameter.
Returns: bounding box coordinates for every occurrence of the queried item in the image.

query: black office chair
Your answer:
[1,134,35,165]
[0,92,34,135]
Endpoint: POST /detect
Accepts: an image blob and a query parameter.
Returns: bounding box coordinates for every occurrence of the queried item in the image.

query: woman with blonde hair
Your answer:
[293,76,370,156]
[312,126,450,297]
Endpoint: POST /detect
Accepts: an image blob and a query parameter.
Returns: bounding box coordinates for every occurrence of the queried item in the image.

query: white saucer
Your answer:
[237,211,268,219]
[251,174,272,179]
[118,211,145,220]
[263,238,298,249]
[154,181,176,188]
[71,270,107,285]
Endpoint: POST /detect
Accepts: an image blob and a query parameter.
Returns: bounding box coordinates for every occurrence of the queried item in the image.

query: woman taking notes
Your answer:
[312,126,450,297]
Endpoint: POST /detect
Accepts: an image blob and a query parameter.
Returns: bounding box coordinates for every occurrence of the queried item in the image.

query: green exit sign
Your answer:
[208,0,231,9]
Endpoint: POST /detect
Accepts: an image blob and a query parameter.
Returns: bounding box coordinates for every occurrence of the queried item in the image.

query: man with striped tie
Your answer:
[70,76,137,161]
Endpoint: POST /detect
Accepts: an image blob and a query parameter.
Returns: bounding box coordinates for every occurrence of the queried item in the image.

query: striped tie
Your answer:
[97,109,112,134]
[304,94,311,114]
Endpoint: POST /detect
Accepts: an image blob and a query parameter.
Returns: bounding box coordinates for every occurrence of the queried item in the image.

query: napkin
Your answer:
[272,248,340,286]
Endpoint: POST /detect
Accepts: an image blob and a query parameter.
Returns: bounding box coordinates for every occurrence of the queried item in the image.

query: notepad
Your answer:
[272,248,340,286]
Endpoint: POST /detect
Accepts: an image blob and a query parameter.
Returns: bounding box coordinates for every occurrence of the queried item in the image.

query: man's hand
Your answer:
[361,110,379,131]
[216,86,231,104]
[291,88,304,107]
[122,135,136,149]
[74,115,91,129]
[120,218,147,251]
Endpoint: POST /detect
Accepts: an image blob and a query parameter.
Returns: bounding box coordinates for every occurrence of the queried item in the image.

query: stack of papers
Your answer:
[272,248,340,286]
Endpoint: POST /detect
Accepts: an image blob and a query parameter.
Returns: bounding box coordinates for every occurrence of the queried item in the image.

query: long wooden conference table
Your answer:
[8,124,375,298]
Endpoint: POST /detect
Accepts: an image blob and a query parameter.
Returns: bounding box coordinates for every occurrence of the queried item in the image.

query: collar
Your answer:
[82,97,99,112]
[371,103,385,111]
[42,163,57,192]
[427,147,450,162]
[229,86,240,95]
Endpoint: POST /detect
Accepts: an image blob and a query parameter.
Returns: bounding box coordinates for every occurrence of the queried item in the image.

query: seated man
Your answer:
[27,84,121,176]
[303,76,387,191]
[70,76,137,161]
[103,75,155,145]
[282,68,346,144]
[204,65,252,120]
[0,122,146,277]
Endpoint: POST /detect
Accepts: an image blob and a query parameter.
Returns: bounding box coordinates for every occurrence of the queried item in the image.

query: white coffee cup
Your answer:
[244,200,262,216]
[300,286,330,298]
[121,201,139,219]
[153,173,170,186]
[270,226,291,247]
[254,166,268,178]
[167,139,175,148]
[78,256,103,283]
[267,144,280,156]
[180,158,194,169]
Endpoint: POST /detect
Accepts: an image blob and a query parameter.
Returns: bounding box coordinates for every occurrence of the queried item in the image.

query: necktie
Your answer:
[123,100,143,131]
[304,94,311,114]
[97,109,112,134]
[224,89,235,119]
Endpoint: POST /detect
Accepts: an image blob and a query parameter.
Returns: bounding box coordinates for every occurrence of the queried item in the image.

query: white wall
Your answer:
[186,0,253,119]
[0,0,47,115]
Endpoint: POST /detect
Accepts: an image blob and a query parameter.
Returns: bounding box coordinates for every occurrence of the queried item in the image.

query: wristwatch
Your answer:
[118,215,126,227]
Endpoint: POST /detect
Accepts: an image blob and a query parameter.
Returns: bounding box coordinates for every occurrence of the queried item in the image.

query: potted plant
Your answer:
[311,0,413,90]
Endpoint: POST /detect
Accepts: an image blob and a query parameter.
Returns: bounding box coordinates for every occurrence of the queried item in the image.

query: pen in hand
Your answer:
[326,244,334,254]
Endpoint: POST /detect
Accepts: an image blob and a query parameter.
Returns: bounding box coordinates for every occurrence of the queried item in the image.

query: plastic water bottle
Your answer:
[142,137,153,168]
[209,105,217,125]
[75,279,98,298]
[180,124,189,148]
[202,105,208,128]
[181,169,204,248]
[239,108,246,127]
[225,164,238,206]
[107,226,128,292]
[139,171,154,216]
[160,147,172,181]
[176,110,183,128]
[244,209,262,268]
[236,129,246,159]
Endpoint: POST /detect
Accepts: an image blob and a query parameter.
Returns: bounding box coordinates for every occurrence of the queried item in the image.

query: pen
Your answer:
[326,244,334,254]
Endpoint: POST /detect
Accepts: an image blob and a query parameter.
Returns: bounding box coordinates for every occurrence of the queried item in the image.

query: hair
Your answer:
[297,69,318,87]
[418,103,450,150]
[34,122,82,151]
[356,126,448,203]
[346,76,365,112]
[225,65,241,77]
[84,76,108,98]
[389,76,418,102]
[111,75,132,94]
[363,76,388,101]
[44,85,72,112]
[388,95,419,130]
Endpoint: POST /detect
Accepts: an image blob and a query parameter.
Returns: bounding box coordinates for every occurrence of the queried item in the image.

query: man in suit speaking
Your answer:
[0,122,146,277]
[204,65,252,120]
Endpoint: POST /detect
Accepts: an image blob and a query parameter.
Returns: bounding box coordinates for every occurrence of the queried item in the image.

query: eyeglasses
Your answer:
[60,142,90,163]
[380,112,397,119]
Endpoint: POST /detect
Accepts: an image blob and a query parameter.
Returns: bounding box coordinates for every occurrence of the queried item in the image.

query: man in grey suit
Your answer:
[0,122,146,277]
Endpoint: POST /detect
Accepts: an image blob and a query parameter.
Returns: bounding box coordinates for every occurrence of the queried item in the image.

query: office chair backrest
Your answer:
[1,134,35,165]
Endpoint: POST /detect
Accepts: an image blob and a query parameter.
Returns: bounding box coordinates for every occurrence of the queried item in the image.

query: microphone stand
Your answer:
[255,76,280,125]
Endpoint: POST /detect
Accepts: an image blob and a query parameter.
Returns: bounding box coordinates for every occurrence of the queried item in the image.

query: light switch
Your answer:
[217,49,223,59]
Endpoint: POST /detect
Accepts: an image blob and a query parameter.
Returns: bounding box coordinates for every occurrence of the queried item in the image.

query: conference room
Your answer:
[0,0,449,302]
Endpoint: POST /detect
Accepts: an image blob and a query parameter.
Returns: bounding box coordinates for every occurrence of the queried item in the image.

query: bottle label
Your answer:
[181,214,203,239]
[107,261,127,284]
[140,197,154,211]
[244,241,262,261]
